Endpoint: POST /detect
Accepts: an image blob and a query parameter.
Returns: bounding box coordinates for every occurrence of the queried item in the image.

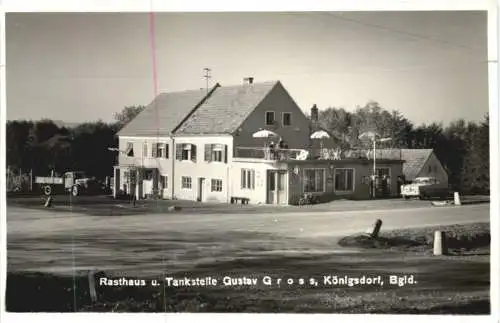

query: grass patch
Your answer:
[338,222,490,254]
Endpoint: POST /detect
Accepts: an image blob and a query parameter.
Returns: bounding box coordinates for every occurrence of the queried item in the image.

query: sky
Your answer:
[5,11,488,126]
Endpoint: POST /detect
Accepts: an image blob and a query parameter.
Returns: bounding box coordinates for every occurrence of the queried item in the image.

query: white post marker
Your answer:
[454,192,462,206]
[433,230,448,256]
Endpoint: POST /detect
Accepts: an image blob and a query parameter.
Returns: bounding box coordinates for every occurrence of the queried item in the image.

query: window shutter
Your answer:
[165,144,169,159]
[175,144,182,160]
[241,169,245,189]
[191,145,197,162]
[224,145,228,163]
[204,144,212,162]
[152,143,157,158]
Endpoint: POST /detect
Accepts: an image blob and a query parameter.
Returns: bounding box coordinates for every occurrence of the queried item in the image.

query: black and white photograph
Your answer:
[1,2,498,320]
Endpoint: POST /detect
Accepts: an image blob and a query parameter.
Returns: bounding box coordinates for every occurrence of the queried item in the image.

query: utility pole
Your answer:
[203,68,211,94]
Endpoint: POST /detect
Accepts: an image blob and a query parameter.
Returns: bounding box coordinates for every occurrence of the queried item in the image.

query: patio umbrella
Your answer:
[252,129,280,159]
[310,130,331,150]
[310,130,331,140]
[252,129,280,139]
[252,129,281,147]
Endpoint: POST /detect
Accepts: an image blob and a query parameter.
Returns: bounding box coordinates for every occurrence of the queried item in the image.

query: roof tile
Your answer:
[117,88,213,137]
[175,81,278,135]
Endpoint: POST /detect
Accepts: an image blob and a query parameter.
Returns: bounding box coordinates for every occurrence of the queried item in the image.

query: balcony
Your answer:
[234,147,305,161]
[234,147,403,161]
[118,155,167,168]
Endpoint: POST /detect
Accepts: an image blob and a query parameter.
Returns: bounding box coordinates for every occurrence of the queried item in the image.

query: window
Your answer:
[241,169,255,190]
[212,150,222,162]
[153,143,168,158]
[143,170,154,180]
[304,169,325,193]
[335,168,354,192]
[282,112,292,126]
[181,176,192,189]
[143,142,148,157]
[265,111,275,125]
[176,144,197,162]
[125,142,134,157]
[182,145,190,160]
[376,167,390,177]
[211,179,223,192]
[204,144,227,163]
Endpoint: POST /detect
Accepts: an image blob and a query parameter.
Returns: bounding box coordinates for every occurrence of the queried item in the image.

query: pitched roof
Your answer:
[400,149,434,180]
[375,148,434,179]
[117,86,217,137]
[174,81,279,135]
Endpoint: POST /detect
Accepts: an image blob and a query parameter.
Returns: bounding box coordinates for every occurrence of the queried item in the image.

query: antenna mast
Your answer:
[203,68,212,93]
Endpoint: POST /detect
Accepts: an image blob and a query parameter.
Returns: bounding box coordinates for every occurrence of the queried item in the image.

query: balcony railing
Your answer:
[118,155,166,168]
[234,147,305,161]
[341,148,403,160]
[234,147,403,161]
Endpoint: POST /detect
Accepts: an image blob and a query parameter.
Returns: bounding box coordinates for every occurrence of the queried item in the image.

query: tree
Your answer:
[476,114,490,193]
[6,119,71,174]
[114,105,146,129]
[302,102,490,193]
[317,107,353,149]
[70,121,118,178]
[460,114,489,194]
[6,120,35,170]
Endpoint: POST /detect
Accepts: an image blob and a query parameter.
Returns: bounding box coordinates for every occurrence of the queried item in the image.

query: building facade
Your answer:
[112,78,439,205]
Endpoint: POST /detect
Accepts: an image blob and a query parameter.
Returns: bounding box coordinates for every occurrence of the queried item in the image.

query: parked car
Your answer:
[401,176,451,200]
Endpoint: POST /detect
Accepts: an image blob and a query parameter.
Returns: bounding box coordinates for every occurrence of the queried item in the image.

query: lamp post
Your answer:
[358,132,392,198]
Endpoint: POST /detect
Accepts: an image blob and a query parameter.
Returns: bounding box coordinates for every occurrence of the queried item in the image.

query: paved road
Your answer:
[8,203,490,238]
[7,204,490,276]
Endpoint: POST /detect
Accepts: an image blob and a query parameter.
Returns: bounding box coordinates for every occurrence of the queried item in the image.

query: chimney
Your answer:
[310,104,319,122]
[243,77,254,85]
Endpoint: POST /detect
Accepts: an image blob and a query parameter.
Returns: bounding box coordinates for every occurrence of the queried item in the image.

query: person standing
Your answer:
[269,141,276,160]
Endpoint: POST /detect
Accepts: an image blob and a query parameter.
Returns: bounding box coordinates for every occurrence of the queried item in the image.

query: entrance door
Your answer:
[277,171,287,205]
[198,178,205,202]
[267,171,276,204]
[267,170,287,204]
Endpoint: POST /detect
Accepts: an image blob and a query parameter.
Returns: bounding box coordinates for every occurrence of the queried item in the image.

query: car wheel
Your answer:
[43,185,52,196]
